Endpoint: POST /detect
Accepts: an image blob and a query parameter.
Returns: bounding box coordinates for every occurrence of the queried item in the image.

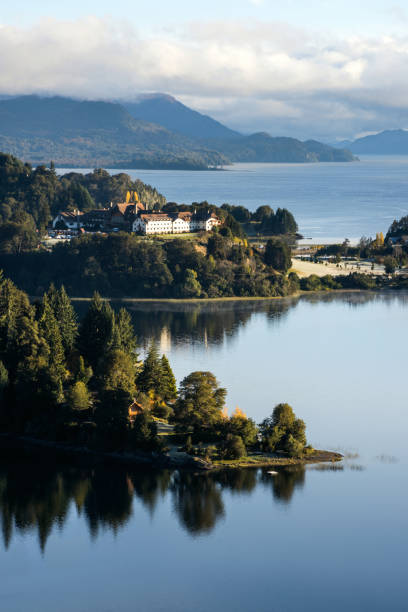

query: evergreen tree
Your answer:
[77,293,115,370]
[253,205,273,223]
[0,360,8,400]
[46,285,78,357]
[99,349,137,395]
[262,208,297,235]
[66,381,91,412]
[160,355,177,402]
[113,308,137,356]
[38,295,66,403]
[137,342,162,395]
[73,355,93,384]
[0,274,45,373]
[264,240,292,273]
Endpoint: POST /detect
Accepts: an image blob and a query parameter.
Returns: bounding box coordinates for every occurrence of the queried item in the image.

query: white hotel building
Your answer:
[132,211,221,235]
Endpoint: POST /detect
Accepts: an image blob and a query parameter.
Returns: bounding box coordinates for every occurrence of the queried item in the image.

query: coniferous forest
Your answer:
[0,272,315,464]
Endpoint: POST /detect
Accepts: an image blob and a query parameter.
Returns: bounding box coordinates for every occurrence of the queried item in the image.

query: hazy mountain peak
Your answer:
[343,128,408,154]
[123,94,241,141]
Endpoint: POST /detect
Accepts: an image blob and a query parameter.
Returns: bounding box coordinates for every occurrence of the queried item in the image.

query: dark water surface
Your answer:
[2,293,408,611]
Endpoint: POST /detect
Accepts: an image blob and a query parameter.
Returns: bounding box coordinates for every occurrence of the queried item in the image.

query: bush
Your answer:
[384,256,398,274]
[300,274,322,291]
[222,434,246,459]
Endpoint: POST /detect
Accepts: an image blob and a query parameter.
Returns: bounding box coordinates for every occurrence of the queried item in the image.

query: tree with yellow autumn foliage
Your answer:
[227,406,258,448]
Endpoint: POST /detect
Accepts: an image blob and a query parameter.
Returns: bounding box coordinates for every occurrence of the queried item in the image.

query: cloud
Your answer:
[0,17,407,139]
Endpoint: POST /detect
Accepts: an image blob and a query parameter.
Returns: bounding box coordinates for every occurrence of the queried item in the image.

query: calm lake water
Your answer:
[59,157,408,242]
[2,292,408,612]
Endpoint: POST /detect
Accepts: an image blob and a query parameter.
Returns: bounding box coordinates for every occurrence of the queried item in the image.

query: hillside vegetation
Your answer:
[0,95,356,168]
[0,153,166,253]
[0,96,227,169]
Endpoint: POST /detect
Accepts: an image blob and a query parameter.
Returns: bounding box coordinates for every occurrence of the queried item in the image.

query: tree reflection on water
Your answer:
[0,450,310,551]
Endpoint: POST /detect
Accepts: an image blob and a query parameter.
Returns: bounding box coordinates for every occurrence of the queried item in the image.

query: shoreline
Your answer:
[209,450,343,471]
[66,288,375,304]
[0,434,342,472]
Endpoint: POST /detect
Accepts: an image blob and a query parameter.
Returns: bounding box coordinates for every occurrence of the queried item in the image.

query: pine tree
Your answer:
[99,349,137,395]
[39,295,66,402]
[67,381,90,411]
[46,285,78,357]
[0,360,8,400]
[137,342,162,394]
[0,274,45,373]
[114,308,137,356]
[77,293,115,370]
[160,355,177,401]
[73,355,93,384]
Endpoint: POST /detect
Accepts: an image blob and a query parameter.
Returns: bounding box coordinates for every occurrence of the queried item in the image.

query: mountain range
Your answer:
[0,94,356,169]
[336,129,408,155]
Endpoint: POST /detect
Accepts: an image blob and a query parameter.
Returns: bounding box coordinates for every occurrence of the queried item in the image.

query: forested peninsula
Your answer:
[0,273,341,470]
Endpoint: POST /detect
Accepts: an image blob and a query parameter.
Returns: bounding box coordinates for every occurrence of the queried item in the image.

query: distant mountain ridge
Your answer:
[0,95,227,169]
[336,129,408,155]
[124,94,241,141]
[124,94,356,163]
[0,94,356,168]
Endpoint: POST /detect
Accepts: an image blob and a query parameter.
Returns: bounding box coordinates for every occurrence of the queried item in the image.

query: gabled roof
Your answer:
[114,202,145,216]
[58,211,84,220]
[139,213,172,222]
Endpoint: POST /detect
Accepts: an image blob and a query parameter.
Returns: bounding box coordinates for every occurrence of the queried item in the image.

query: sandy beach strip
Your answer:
[291,258,384,278]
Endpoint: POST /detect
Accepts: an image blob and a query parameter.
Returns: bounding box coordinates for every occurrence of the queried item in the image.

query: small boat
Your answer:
[267,471,278,475]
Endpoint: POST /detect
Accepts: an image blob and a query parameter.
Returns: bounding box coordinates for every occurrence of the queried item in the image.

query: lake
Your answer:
[2,292,408,612]
[59,157,408,242]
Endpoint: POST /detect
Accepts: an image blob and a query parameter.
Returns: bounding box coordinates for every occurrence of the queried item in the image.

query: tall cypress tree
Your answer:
[46,284,78,357]
[160,355,177,401]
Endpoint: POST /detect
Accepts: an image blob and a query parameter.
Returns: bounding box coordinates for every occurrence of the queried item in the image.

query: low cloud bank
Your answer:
[0,17,407,139]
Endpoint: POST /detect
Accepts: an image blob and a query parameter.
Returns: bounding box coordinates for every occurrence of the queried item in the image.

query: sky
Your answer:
[1,0,408,140]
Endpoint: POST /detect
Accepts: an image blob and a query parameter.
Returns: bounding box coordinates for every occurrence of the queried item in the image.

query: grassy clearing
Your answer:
[211,450,343,470]
[153,233,201,241]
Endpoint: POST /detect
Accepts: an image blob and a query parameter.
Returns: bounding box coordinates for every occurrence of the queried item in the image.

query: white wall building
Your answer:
[133,214,173,235]
[52,211,84,230]
[132,211,221,235]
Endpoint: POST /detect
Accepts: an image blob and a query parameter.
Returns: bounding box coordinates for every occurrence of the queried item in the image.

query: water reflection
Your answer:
[0,451,314,552]
[74,291,408,353]
[171,472,225,535]
[260,466,306,504]
[124,300,293,351]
